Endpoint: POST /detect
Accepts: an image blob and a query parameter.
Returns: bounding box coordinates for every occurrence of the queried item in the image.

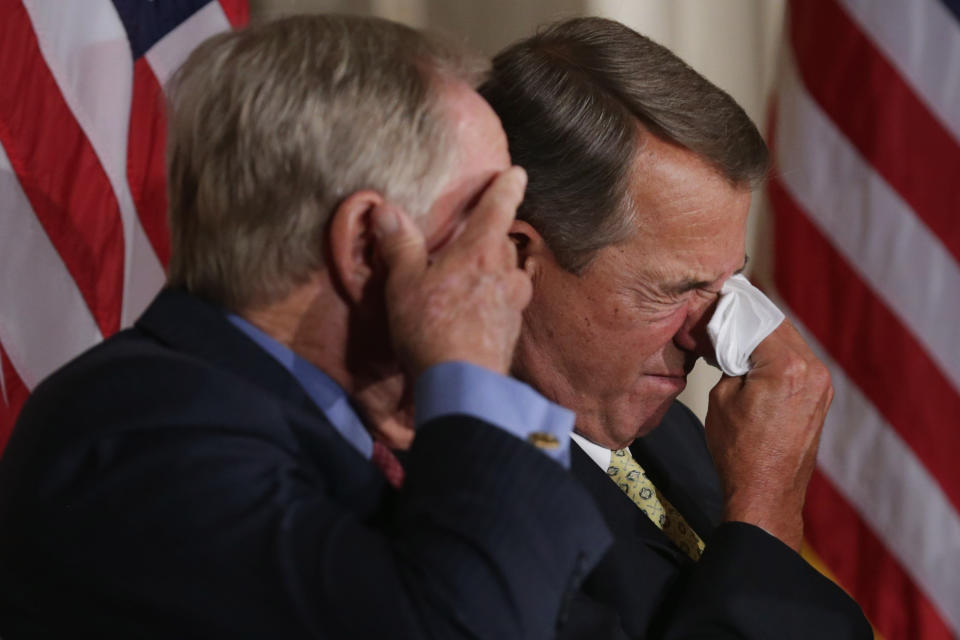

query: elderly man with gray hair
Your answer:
[0,15,613,638]
[480,17,871,640]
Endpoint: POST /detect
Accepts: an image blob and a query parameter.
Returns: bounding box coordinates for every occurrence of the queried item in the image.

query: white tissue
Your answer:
[706,274,785,376]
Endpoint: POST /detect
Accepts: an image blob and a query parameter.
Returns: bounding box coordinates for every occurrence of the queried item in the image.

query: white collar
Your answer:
[570,431,612,471]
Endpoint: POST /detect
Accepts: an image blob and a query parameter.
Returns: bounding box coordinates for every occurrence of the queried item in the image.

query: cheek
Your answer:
[621,301,690,349]
[613,311,689,376]
[533,295,624,371]
[574,303,690,380]
[661,302,692,335]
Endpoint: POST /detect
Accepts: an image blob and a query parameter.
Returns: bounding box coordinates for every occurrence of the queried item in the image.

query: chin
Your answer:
[631,395,678,440]
[583,390,684,448]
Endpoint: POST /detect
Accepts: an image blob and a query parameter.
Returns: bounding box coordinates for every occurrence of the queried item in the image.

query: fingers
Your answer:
[748,319,820,382]
[372,204,427,285]
[506,268,534,310]
[373,165,526,272]
[750,318,807,361]
[709,373,742,402]
[455,166,528,248]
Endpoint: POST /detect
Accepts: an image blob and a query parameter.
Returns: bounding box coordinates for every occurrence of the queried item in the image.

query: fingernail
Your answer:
[513,166,528,189]
[373,206,398,236]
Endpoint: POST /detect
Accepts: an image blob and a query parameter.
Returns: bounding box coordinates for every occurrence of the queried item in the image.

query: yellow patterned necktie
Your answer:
[607,448,705,561]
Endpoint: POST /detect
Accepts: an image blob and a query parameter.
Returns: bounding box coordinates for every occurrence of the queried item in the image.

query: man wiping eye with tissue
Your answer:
[490,16,869,638]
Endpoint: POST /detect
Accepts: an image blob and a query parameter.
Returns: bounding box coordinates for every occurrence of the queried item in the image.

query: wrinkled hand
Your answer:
[705,319,833,550]
[371,167,532,378]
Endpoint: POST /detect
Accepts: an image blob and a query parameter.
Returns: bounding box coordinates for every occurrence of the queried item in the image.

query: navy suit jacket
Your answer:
[0,289,612,639]
[561,402,873,639]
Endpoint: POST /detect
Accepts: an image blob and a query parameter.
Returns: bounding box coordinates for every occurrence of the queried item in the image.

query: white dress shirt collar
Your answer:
[570,431,612,471]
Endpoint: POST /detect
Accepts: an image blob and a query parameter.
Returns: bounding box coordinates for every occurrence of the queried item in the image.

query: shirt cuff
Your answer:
[414,361,575,468]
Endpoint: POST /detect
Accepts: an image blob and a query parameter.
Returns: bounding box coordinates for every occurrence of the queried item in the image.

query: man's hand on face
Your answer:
[371,166,533,378]
[704,319,833,550]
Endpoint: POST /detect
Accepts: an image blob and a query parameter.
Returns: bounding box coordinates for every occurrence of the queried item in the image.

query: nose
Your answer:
[673,294,719,359]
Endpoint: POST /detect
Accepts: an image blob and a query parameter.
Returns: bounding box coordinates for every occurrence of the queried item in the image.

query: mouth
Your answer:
[649,371,687,379]
[646,372,688,393]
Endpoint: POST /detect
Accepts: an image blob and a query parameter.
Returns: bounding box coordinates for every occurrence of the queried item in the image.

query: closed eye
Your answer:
[662,279,711,296]
[662,254,749,297]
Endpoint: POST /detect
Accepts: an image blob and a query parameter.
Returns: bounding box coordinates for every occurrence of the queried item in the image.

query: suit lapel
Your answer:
[566,403,727,637]
[570,443,688,564]
[570,401,723,559]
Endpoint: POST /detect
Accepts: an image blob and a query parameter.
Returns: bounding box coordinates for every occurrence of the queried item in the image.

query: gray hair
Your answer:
[166,14,488,311]
[480,17,768,273]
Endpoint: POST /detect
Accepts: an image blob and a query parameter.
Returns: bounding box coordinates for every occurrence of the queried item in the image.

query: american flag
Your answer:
[3,1,958,636]
[0,1,248,450]
[768,0,960,638]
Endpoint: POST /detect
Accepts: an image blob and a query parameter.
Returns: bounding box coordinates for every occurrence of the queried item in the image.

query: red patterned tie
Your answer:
[371,441,405,489]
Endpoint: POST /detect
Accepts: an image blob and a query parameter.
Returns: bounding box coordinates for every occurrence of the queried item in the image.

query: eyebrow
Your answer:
[662,254,749,294]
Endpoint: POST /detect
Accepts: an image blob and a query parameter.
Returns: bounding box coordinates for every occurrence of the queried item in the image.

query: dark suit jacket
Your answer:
[0,289,612,639]
[561,402,873,640]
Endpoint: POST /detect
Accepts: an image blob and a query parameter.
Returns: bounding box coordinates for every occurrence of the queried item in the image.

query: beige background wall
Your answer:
[248,0,788,422]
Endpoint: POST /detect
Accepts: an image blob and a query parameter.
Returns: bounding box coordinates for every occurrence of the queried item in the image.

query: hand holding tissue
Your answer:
[706,274,785,377]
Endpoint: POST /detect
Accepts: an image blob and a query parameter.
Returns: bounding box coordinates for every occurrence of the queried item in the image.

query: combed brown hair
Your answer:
[166,14,487,311]
[480,17,768,272]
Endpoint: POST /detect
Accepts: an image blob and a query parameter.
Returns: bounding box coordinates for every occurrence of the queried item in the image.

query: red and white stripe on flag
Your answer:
[769,0,960,638]
[0,0,248,452]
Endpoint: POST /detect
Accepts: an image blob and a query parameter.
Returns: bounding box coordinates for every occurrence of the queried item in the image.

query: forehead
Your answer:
[441,80,510,165]
[631,136,742,218]
[616,136,750,277]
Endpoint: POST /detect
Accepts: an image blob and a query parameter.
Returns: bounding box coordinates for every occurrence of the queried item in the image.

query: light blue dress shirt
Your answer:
[228,315,575,467]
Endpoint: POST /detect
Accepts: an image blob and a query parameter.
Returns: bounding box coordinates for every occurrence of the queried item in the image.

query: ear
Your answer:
[328,190,384,303]
[509,219,554,276]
